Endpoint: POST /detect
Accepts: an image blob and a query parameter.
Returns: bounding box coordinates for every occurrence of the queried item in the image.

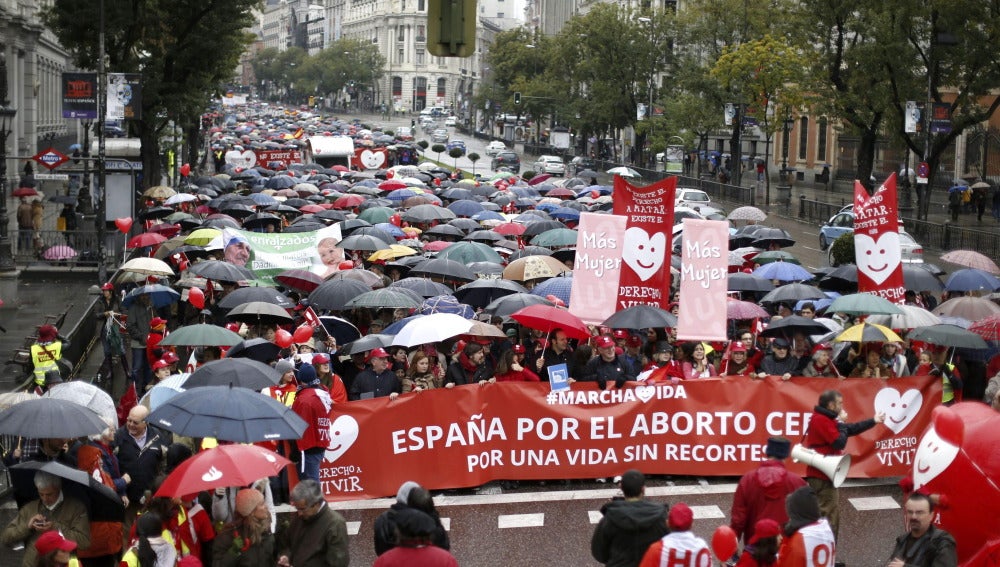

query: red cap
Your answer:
[225,322,241,333]
[312,353,330,364]
[35,531,77,556]
[152,359,171,371]
[512,344,526,354]
[627,335,642,348]
[668,503,693,531]
[150,317,168,330]
[101,282,115,291]
[812,342,832,355]
[162,351,180,364]
[730,341,747,353]
[612,329,628,339]
[367,347,389,361]
[37,324,59,343]
[749,518,782,545]
[595,335,615,349]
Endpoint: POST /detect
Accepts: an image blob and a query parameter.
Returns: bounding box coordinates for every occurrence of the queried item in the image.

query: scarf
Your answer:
[459,352,479,374]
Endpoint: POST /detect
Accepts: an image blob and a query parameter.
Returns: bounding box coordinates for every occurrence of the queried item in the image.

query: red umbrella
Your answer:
[275,269,324,293]
[299,204,325,213]
[42,245,77,261]
[154,444,291,498]
[528,174,552,186]
[423,240,452,252]
[146,223,181,238]
[379,180,408,190]
[494,222,526,236]
[12,187,39,197]
[545,187,577,199]
[332,165,350,173]
[510,304,590,340]
[127,232,168,249]
[969,314,1000,342]
[726,297,769,320]
[333,195,366,209]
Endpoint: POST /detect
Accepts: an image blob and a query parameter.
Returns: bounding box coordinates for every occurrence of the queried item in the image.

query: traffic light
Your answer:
[514,92,522,105]
[427,0,478,58]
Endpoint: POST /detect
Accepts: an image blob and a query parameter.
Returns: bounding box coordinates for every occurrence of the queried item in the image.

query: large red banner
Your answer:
[254,149,302,169]
[854,173,906,302]
[612,176,676,310]
[318,377,939,501]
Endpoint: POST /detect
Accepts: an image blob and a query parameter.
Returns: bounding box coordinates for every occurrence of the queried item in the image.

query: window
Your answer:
[437,78,447,97]
[418,0,425,9]
[397,25,405,42]
[416,49,425,65]
[392,77,402,97]
[798,116,808,160]
[397,48,404,65]
[817,118,828,161]
[417,24,425,40]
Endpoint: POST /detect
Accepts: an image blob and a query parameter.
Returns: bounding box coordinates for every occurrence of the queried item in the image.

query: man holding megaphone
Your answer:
[801,389,885,543]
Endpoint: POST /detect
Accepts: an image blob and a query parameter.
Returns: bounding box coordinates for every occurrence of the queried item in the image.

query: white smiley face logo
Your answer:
[359,150,386,170]
[622,227,666,282]
[873,388,923,434]
[855,232,901,285]
[912,426,960,490]
[225,150,257,169]
[324,415,360,463]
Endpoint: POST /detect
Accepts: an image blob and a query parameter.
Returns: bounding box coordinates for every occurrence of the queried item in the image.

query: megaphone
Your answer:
[791,444,851,487]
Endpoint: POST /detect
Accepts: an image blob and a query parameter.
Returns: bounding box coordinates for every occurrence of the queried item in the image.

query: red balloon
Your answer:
[386,170,395,179]
[292,324,313,344]
[390,214,402,227]
[339,260,355,270]
[591,190,600,199]
[179,163,191,177]
[188,287,205,309]
[114,217,133,234]
[274,329,293,349]
[711,525,738,561]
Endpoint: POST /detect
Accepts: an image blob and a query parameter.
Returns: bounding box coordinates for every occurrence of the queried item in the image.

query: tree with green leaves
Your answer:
[467,152,481,175]
[432,144,446,162]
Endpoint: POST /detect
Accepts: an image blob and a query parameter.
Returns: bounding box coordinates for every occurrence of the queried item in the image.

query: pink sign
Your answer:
[569,212,626,324]
[676,219,729,341]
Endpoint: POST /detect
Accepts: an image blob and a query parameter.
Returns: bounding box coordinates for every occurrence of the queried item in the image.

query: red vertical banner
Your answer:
[676,219,729,341]
[854,173,906,302]
[612,176,677,310]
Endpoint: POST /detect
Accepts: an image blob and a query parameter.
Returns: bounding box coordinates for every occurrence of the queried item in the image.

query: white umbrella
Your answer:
[164,193,198,206]
[606,166,641,178]
[140,373,189,411]
[867,305,943,330]
[391,313,474,347]
[44,381,118,428]
[120,257,175,277]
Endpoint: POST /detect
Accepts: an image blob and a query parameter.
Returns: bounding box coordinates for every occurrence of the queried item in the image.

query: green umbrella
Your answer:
[827,293,904,316]
[531,228,579,248]
[753,250,801,265]
[907,324,989,350]
[345,288,424,309]
[159,324,244,347]
[358,206,395,225]
[435,241,504,264]
[165,211,195,223]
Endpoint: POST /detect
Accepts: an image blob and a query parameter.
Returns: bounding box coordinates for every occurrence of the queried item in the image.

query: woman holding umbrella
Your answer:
[213,488,275,567]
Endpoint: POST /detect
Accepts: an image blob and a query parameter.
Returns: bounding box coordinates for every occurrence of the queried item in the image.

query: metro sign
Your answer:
[32,147,71,171]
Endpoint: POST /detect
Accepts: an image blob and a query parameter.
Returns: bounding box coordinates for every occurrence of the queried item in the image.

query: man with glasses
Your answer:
[278,480,349,567]
[756,338,798,381]
[113,406,171,531]
[1,472,90,567]
[887,493,956,567]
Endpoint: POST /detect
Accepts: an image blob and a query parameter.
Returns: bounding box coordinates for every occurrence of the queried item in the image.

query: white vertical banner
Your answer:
[905,101,919,134]
[676,219,729,342]
[724,103,736,126]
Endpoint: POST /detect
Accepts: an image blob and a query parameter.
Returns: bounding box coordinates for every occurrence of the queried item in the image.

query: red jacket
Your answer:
[291,385,332,451]
[730,460,806,543]
[643,361,684,383]
[804,405,876,480]
[495,367,541,382]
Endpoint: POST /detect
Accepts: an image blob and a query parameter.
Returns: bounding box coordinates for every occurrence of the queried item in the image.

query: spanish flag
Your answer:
[283,128,304,140]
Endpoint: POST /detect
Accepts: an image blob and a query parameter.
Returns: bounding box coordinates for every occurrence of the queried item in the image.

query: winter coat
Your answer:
[887,525,957,567]
[591,498,669,567]
[776,519,836,567]
[213,525,275,567]
[291,384,332,452]
[113,424,172,504]
[730,460,807,543]
[760,354,799,376]
[580,355,637,390]
[1,495,91,567]
[803,405,876,480]
[373,544,459,567]
[278,504,349,567]
[373,502,450,556]
[351,368,403,399]
[639,531,712,567]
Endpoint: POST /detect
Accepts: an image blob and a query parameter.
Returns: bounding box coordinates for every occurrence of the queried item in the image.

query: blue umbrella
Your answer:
[264,175,296,189]
[250,193,278,206]
[373,222,406,238]
[383,314,423,335]
[536,202,560,212]
[795,297,834,312]
[531,274,573,307]
[385,188,420,202]
[550,207,582,221]
[123,284,181,308]
[419,295,474,318]
[752,262,814,282]
[945,269,1000,292]
[447,199,485,217]
[577,185,612,196]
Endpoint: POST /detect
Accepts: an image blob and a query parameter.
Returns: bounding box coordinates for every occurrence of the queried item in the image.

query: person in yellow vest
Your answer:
[30,325,63,393]
[119,512,177,567]
[262,360,298,407]
[929,345,963,405]
[34,530,81,567]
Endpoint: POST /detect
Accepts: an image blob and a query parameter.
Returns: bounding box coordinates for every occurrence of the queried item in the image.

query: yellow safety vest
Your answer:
[942,363,956,404]
[119,530,176,567]
[30,340,62,385]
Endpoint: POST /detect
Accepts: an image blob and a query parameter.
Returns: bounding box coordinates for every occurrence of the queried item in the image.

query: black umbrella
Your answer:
[907,324,989,349]
[11,461,124,522]
[188,260,255,282]
[728,273,775,292]
[601,305,678,330]
[389,277,454,298]
[283,221,326,233]
[750,227,796,249]
[319,316,363,346]
[818,265,859,293]
[201,217,241,230]
[147,385,306,443]
[310,278,372,310]
[139,206,174,220]
[340,234,392,252]
[350,226,396,244]
[729,225,768,248]
[409,258,477,282]
[464,230,505,244]
[339,218,373,234]
[902,265,944,292]
[226,338,283,363]
[448,218,482,233]
[218,286,295,309]
[226,301,293,325]
[508,246,554,261]
[760,315,833,338]
[0,398,107,438]
[183,358,281,390]
[483,293,554,317]
[454,279,529,308]
[402,204,456,223]
[759,283,825,304]
[425,224,465,239]
[242,213,282,231]
[522,220,566,237]
[341,333,395,355]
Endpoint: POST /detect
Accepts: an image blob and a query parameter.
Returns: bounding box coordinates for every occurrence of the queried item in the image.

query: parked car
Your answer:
[820,211,924,264]
[444,116,457,126]
[568,156,597,176]
[431,128,449,143]
[485,140,507,157]
[533,155,566,176]
[395,126,414,141]
[674,188,724,217]
[446,139,467,155]
[491,151,520,173]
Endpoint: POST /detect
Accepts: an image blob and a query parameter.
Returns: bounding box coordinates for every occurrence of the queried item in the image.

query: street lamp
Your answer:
[0,51,17,272]
[638,17,654,167]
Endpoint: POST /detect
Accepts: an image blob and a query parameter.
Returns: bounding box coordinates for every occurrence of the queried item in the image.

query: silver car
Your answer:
[533,155,566,176]
[431,128,449,143]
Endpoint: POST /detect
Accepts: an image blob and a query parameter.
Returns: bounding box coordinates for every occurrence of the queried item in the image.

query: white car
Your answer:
[485,141,507,157]
[444,116,457,126]
[533,155,566,176]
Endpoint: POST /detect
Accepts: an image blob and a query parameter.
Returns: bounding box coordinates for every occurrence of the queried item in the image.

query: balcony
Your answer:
[416,35,426,43]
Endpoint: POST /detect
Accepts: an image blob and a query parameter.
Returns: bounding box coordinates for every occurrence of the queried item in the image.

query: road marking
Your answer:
[850,496,900,511]
[690,505,726,519]
[499,513,545,528]
[441,517,451,531]
[346,521,360,535]
[589,511,603,524]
